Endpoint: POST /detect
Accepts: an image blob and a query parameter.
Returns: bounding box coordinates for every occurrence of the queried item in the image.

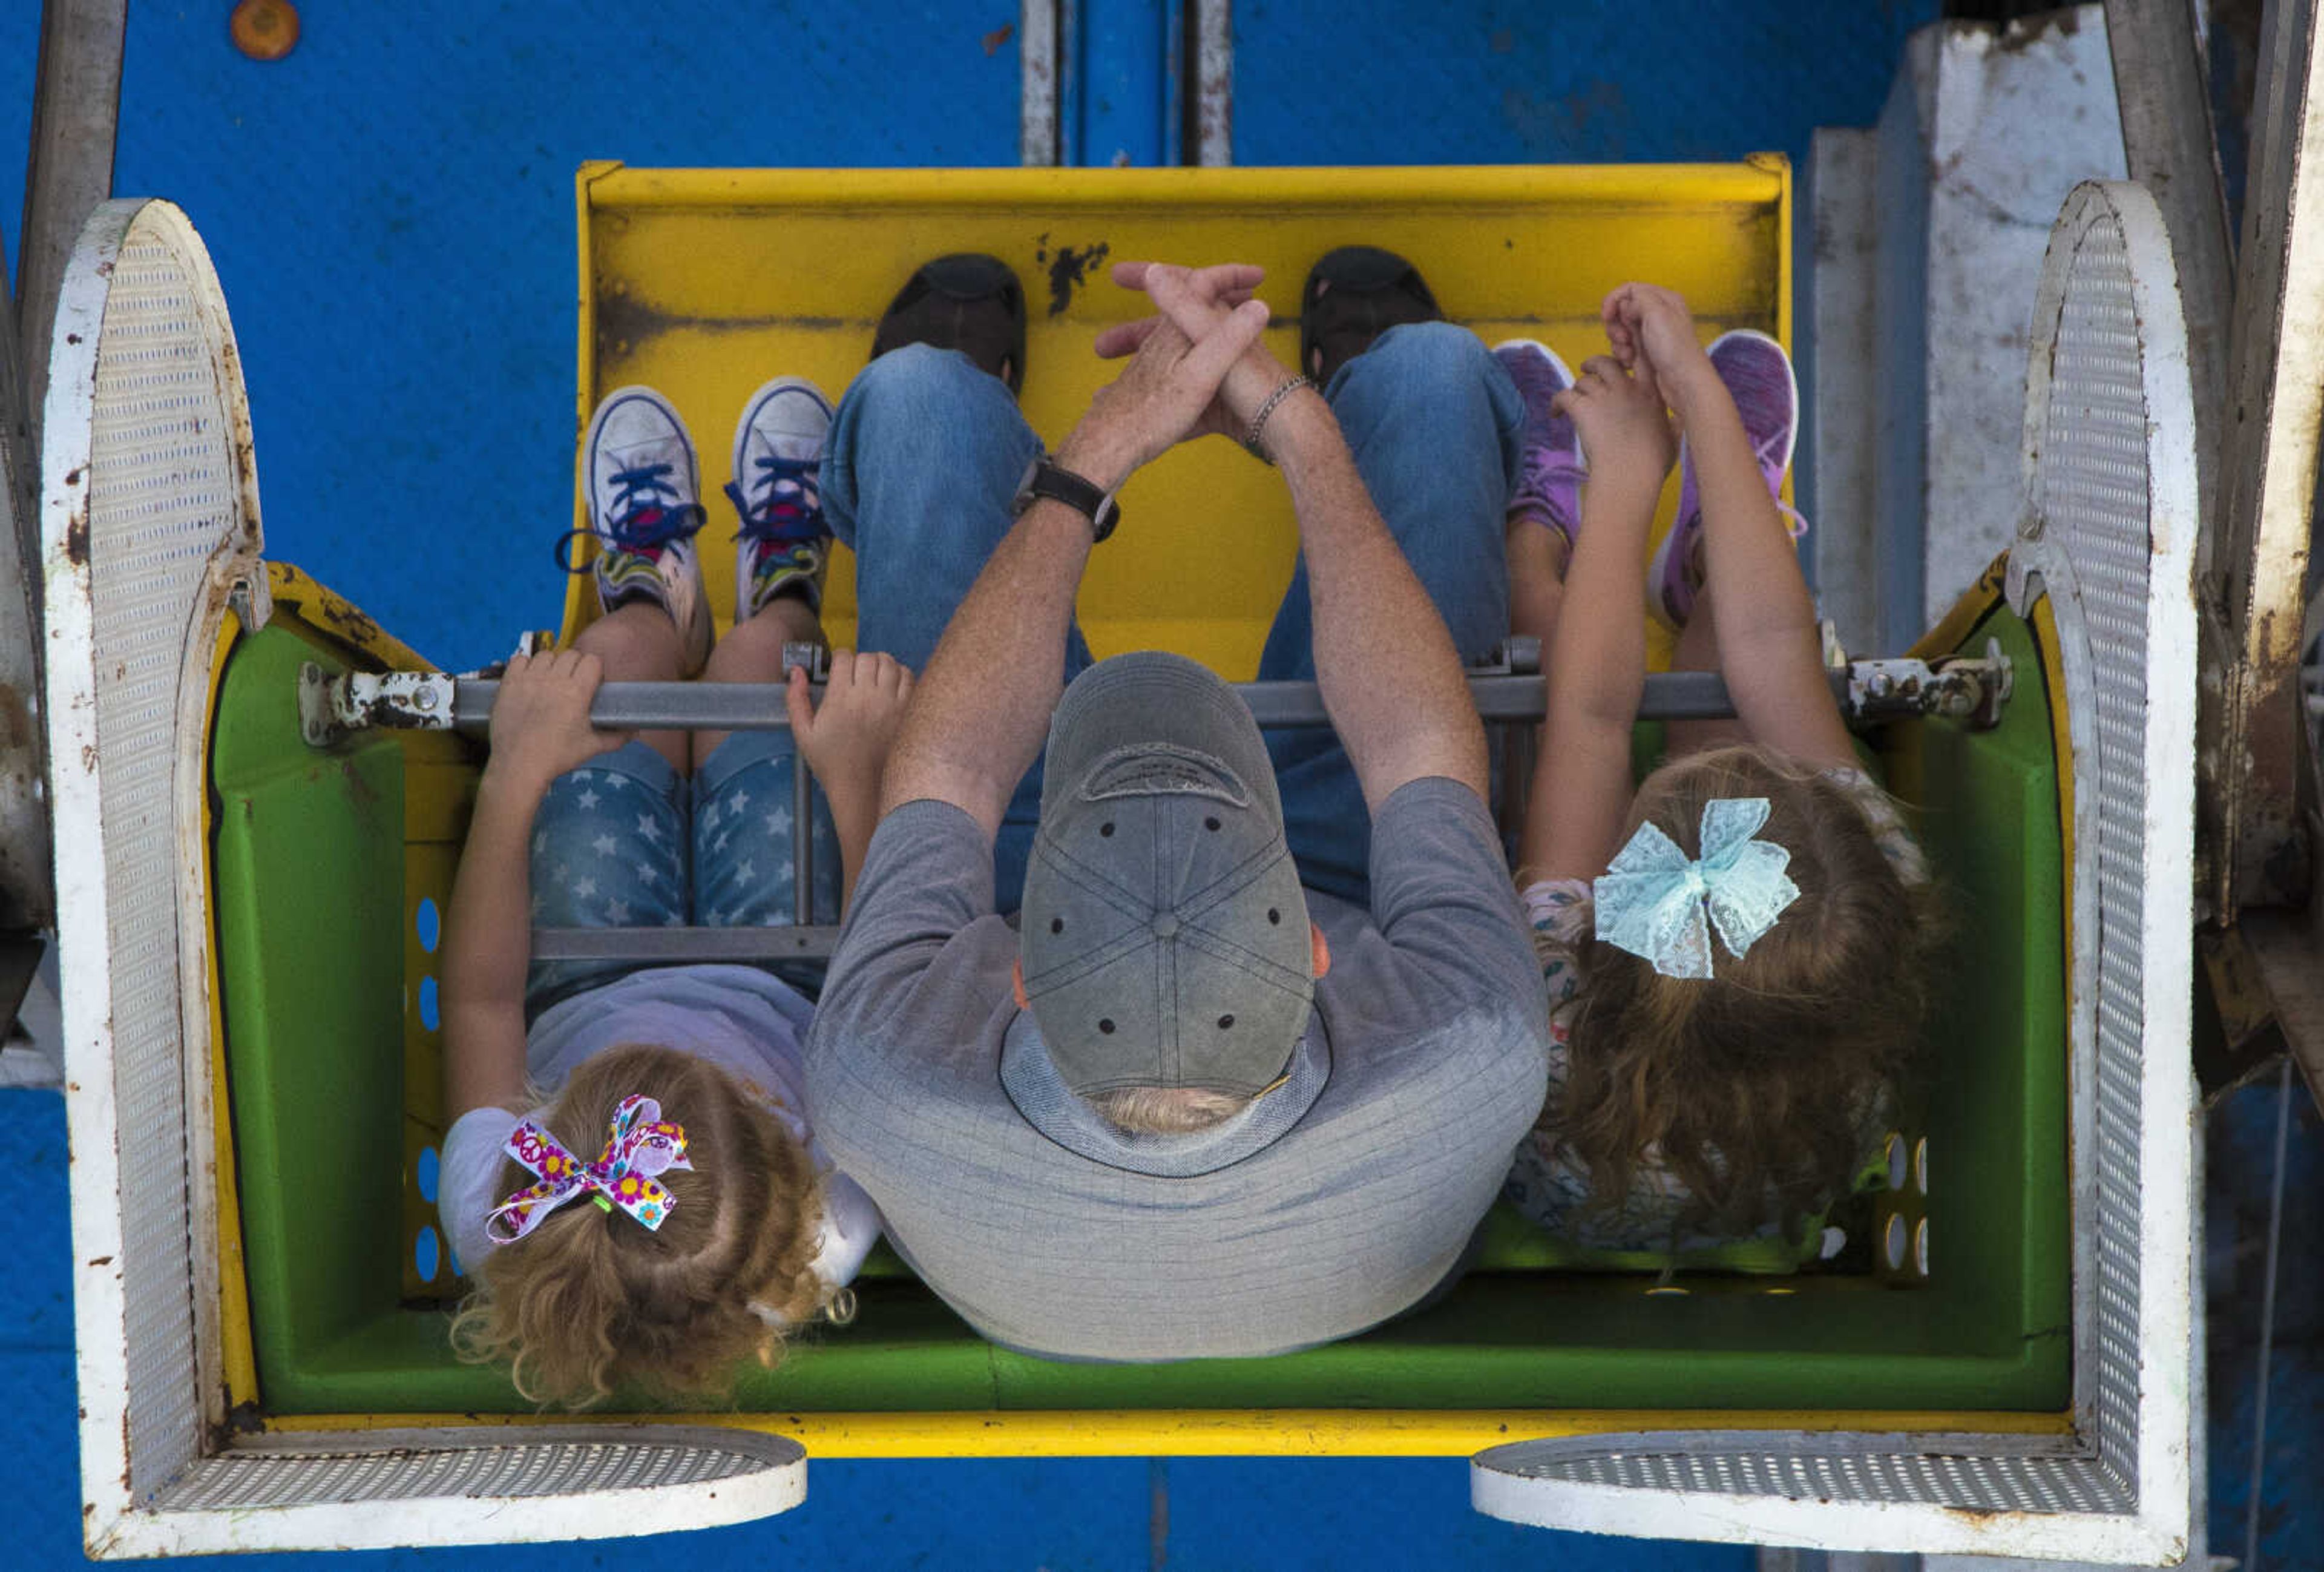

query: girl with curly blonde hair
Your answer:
[439,381,911,1405]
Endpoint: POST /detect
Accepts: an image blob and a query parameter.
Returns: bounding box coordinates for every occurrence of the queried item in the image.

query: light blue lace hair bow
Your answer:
[1592,797,1802,980]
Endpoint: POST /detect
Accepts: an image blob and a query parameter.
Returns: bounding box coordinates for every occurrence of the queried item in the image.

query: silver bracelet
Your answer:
[1242,374,1315,462]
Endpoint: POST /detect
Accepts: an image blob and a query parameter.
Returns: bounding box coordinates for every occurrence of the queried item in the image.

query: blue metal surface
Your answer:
[2207,1079,2324,1572]
[1067,0,1187,166]
[12,2,1025,675]
[8,0,2308,1565]
[1232,0,1926,169]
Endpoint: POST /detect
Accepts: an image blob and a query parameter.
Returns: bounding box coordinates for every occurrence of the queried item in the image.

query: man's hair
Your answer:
[1086,1084,1250,1135]
[1548,745,1941,1242]
[450,1042,841,1408]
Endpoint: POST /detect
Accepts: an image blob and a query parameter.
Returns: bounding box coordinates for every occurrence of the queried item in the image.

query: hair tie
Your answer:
[1592,797,1800,980]
[485,1093,692,1245]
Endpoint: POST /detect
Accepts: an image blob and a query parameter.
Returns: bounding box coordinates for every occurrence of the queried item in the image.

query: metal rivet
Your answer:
[231,0,301,61]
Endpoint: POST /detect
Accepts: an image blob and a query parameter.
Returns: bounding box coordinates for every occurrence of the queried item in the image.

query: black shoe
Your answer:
[870,253,1027,396]
[1300,246,1442,387]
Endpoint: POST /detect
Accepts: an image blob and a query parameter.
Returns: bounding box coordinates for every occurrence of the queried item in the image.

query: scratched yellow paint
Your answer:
[563,162,1793,675]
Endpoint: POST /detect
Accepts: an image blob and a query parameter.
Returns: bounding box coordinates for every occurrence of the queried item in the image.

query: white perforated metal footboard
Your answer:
[1471,179,2199,1564]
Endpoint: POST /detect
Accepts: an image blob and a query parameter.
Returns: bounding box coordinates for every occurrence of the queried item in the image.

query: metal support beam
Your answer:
[1020,0,1060,166]
[0,230,45,931]
[2209,0,2324,913]
[0,0,113,942]
[17,0,125,470]
[1190,0,1233,166]
[2104,0,2235,574]
[533,924,842,963]
[1023,0,1227,167]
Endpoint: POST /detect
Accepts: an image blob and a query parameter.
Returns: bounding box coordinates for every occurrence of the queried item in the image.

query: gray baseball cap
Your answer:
[1020,651,1315,1099]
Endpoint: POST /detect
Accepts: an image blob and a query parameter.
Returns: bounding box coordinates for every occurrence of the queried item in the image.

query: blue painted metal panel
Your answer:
[99,2,1021,673]
[1232,0,1932,169]
[1161,1456,1751,1569]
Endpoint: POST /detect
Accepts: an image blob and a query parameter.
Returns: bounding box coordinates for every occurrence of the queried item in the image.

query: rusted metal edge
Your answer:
[17,0,125,498]
[2103,0,2233,577]
[2210,0,2323,914]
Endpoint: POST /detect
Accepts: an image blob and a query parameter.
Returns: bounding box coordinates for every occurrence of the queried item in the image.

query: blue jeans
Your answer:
[821,323,1521,911]
[524,732,842,1020]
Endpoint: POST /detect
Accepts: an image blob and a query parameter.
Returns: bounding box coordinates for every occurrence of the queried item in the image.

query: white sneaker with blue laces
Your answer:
[725,375,835,623]
[571,386,712,674]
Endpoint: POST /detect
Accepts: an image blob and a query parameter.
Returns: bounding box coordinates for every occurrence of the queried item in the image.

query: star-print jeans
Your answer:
[522,731,842,1021]
[820,323,1522,910]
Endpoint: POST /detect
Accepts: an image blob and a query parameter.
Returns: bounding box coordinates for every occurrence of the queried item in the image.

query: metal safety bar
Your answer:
[298,642,2011,745]
[298,639,2008,966]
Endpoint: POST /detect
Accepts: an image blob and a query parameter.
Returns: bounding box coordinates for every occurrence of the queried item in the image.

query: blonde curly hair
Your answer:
[450,1042,847,1408]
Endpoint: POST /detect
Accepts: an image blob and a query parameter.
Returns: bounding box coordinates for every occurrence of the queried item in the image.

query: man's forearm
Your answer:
[1270,394,1487,806]
[879,501,1095,830]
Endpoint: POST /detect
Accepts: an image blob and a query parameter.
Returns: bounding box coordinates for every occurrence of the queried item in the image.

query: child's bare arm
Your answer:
[1608,283,1856,769]
[442,650,631,1120]
[787,649,916,912]
[1518,355,1674,882]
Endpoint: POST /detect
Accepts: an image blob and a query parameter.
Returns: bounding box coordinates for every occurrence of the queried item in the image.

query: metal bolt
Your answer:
[414,685,438,712]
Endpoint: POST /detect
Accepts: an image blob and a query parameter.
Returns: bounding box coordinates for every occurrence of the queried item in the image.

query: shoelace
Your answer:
[725,455,824,550]
[1747,430,1810,541]
[1512,435,1589,545]
[1519,442,1587,496]
[554,462,705,571]
[1672,435,1811,548]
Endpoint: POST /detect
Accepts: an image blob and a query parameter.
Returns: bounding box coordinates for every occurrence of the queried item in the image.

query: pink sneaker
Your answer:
[1493,339,1585,550]
[1649,329,1807,627]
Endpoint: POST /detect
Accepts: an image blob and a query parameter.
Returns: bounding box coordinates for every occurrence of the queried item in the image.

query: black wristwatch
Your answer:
[1013,456,1121,542]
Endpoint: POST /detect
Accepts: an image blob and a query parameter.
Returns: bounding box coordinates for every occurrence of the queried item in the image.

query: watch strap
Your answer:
[1020,458,1121,542]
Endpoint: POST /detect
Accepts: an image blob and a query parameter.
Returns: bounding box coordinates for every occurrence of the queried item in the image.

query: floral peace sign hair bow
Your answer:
[1592,797,1801,981]
[486,1094,692,1245]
